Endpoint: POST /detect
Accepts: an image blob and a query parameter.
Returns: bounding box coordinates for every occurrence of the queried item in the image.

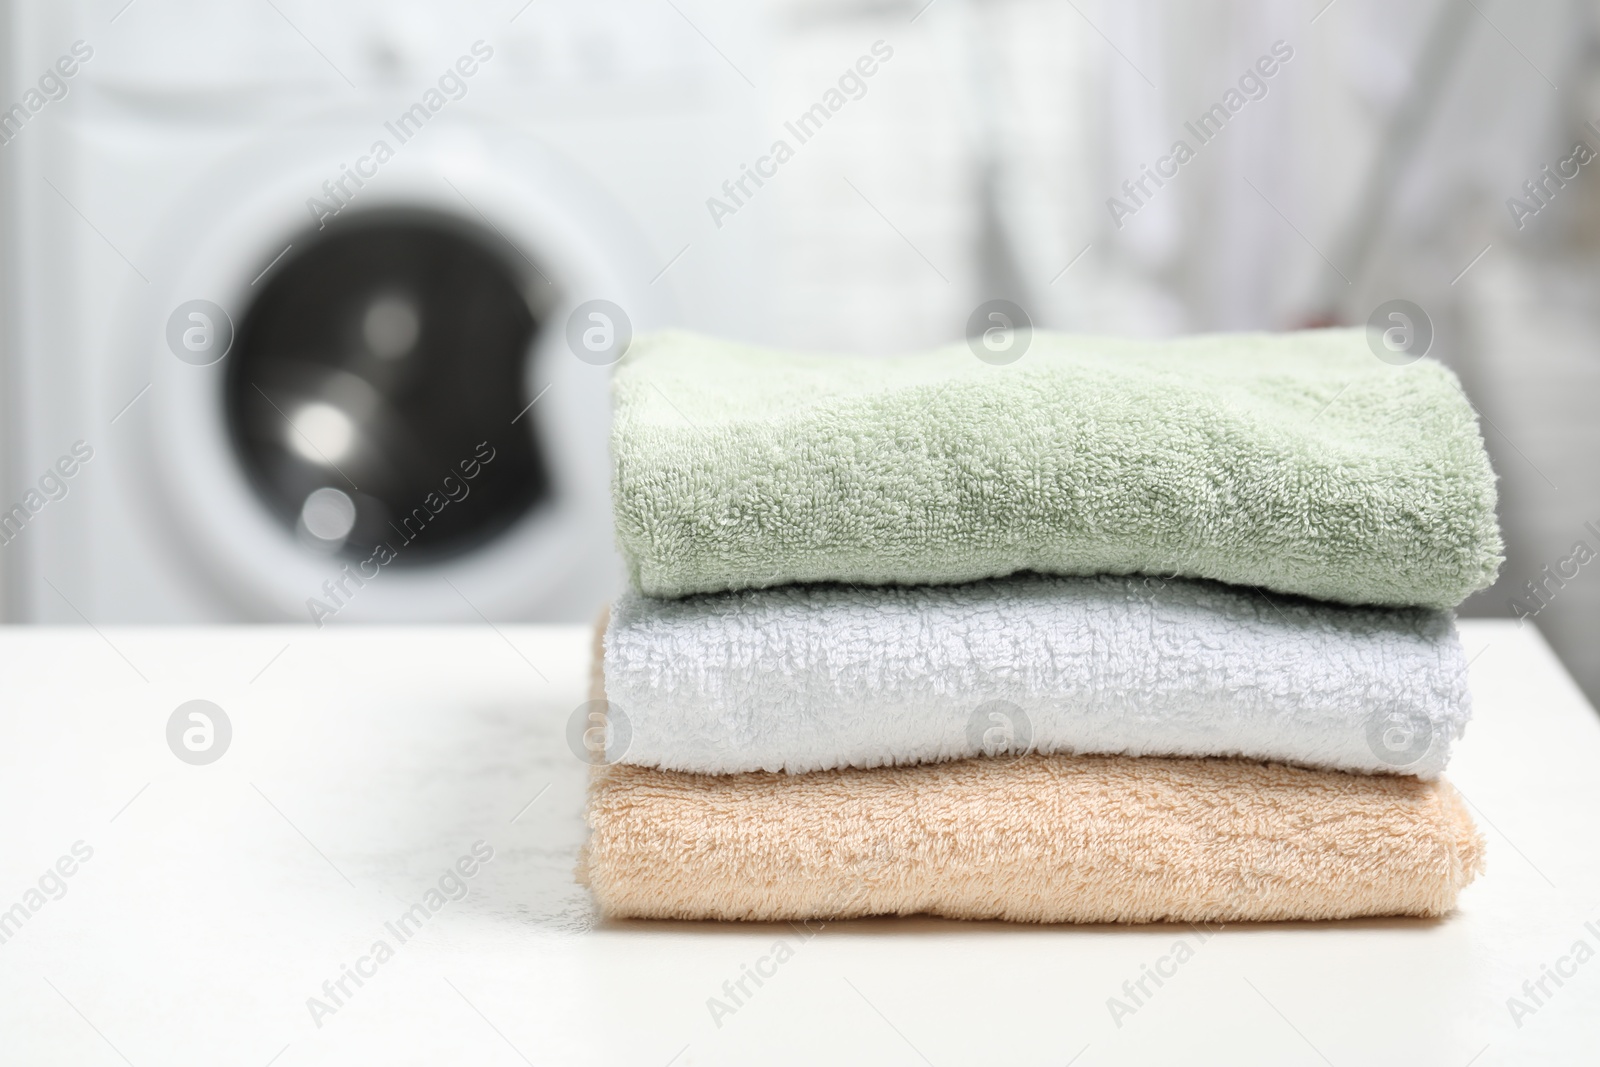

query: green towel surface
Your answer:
[610,329,1501,609]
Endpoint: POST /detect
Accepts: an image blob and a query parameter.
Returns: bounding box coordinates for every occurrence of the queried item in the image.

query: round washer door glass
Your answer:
[225,211,553,564]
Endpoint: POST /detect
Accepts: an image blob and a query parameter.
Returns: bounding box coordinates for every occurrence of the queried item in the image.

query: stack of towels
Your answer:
[577,329,1502,924]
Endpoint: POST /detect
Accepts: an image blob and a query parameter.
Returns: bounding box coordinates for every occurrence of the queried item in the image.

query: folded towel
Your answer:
[611,329,1501,609]
[602,574,1471,777]
[579,754,1483,923]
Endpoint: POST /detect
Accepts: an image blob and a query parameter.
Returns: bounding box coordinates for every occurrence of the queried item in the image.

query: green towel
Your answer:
[610,329,1501,609]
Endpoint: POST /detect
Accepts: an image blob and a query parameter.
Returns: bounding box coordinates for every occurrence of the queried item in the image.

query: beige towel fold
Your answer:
[578,754,1483,924]
[579,610,1484,924]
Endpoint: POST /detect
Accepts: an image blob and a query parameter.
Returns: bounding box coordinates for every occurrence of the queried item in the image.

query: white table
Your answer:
[0,620,1595,1066]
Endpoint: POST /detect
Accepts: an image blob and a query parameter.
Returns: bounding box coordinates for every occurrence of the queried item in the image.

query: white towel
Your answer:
[602,575,1470,777]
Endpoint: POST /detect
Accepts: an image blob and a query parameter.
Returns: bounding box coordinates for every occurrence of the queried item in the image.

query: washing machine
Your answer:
[0,0,769,622]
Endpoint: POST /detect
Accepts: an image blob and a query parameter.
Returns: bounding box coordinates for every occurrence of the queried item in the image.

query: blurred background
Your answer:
[0,0,1595,704]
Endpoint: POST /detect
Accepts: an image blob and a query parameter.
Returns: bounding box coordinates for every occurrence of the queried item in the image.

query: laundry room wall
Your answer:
[0,0,11,618]
[0,0,1596,708]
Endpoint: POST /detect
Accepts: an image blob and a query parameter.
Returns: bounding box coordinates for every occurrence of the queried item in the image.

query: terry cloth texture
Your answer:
[602,574,1471,777]
[610,329,1502,609]
[578,754,1485,923]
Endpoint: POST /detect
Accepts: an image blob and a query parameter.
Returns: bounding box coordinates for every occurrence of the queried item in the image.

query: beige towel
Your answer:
[579,755,1482,924]
[579,615,1484,924]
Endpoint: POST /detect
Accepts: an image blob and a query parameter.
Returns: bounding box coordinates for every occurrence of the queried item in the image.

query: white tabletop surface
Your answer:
[0,619,1596,1066]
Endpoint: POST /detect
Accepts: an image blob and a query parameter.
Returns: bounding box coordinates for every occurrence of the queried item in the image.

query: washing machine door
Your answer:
[225,209,556,565]
[134,118,664,623]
